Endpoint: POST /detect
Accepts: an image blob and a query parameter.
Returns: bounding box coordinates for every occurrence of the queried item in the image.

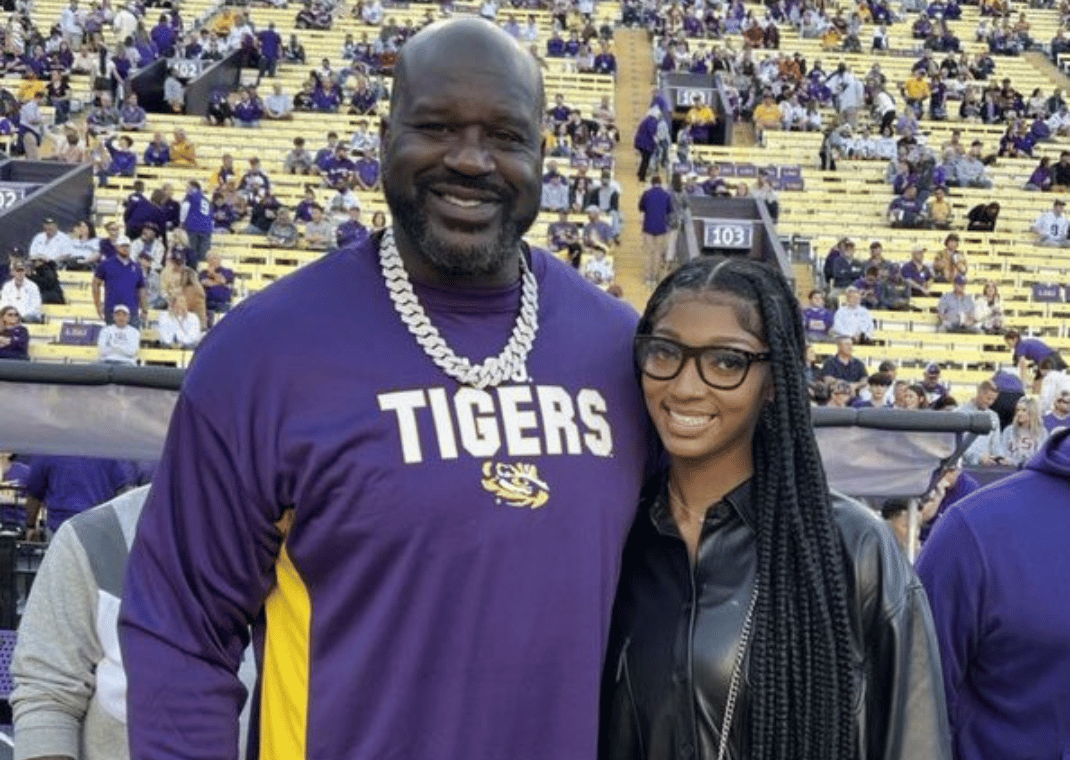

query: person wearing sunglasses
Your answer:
[600,256,950,760]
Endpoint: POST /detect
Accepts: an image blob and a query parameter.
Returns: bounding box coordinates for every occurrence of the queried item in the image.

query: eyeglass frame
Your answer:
[634,335,772,391]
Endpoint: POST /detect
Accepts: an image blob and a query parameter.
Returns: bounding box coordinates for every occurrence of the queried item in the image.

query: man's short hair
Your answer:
[868,372,893,387]
[977,379,997,394]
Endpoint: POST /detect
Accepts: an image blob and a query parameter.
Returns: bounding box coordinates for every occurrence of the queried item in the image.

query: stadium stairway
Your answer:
[612,27,655,311]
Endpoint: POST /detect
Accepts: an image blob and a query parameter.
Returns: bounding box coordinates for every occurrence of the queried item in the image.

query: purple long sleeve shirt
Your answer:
[119,238,652,760]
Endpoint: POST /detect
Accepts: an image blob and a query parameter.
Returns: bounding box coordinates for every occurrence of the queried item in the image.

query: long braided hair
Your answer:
[636,256,856,760]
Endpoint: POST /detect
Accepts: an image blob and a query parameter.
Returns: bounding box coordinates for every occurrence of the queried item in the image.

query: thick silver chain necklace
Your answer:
[378,227,539,389]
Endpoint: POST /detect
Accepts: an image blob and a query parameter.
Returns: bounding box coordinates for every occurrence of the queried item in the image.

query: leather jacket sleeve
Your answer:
[833,493,952,760]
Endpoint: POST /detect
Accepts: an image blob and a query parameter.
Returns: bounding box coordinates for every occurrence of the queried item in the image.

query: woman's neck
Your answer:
[669,453,754,515]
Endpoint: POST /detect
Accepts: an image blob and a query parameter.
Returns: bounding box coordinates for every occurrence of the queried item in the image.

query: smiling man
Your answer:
[119,18,651,760]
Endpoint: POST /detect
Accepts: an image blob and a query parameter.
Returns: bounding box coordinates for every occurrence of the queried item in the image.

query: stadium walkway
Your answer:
[612,28,656,311]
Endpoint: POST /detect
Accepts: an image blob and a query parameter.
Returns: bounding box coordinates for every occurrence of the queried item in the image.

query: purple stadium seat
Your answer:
[1032,283,1062,302]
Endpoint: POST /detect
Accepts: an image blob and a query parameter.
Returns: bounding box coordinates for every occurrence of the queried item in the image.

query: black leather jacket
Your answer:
[600,478,952,760]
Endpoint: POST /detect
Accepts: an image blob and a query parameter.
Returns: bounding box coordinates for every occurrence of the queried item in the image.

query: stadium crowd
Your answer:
[0,3,1069,760]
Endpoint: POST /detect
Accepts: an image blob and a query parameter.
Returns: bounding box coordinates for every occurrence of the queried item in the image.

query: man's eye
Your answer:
[418,123,450,134]
[494,130,523,143]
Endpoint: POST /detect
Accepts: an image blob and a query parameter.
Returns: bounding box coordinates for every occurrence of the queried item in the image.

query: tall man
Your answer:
[120,19,651,760]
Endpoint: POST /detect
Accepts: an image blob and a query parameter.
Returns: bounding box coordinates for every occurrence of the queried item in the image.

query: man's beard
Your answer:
[383,181,532,278]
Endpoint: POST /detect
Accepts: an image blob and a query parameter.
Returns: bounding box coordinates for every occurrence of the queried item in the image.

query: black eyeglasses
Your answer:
[634,335,771,390]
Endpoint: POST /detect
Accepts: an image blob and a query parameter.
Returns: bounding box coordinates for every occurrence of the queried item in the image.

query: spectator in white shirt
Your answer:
[779,94,806,130]
[264,83,293,120]
[0,261,44,322]
[541,173,570,211]
[832,286,876,343]
[19,92,46,160]
[97,304,140,364]
[349,120,378,154]
[156,294,202,349]
[361,0,383,25]
[131,224,166,272]
[28,218,73,266]
[111,4,139,45]
[59,0,84,47]
[1033,199,1070,246]
[581,246,615,286]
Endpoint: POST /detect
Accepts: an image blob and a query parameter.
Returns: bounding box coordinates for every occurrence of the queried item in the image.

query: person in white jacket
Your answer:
[11,486,257,760]
[0,262,43,322]
[96,304,140,364]
[156,295,202,349]
[11,487,149,760]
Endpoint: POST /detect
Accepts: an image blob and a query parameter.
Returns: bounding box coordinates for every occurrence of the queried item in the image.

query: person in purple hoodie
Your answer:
[119,19,651,760]
[150,13,177,57]
[918,428,1070,760]
[256,21,282,82]
[633,105,660,182]
[97,135,137,186]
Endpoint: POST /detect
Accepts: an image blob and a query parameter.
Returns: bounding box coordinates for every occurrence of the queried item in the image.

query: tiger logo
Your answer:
[481,461,550,509]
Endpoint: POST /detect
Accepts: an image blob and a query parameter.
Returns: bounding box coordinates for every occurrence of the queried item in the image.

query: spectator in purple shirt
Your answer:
[354,151,380,191]
[119,93,147,131]
[592,42,616,75]
[1005,329,1067,389]
[143,131,171,166]
[312,78,342,112]
[151,14,177,57]
[24,455,134,538]
[900,244,934,295]
[98,135,137,186]
[257,22,282,82]
[335,206,369,249]
[888,185,927,227]
[547,93,571,125]
[638,175,672,285]
[323,146,356,190]
[0,306,30,361]
[199,251,234,323]
[92,236,147,326]
[123,182,155,239]
[632,106,660,182]
[348,77,379,116]
[802,289,835,341]
[546,29,566,57]
[233,88,264,128]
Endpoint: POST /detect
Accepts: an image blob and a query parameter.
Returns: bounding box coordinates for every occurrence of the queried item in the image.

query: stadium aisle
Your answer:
[612,27,656,311]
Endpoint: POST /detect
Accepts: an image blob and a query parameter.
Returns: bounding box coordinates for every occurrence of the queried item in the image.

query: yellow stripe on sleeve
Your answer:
[260,543,311,760]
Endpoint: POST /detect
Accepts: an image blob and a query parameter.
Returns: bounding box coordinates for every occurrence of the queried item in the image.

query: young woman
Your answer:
[600,256,949,760]
[997,396,1048,467]
[899,383,929,410]
[974,280,1004,334]
[0,307,30,361]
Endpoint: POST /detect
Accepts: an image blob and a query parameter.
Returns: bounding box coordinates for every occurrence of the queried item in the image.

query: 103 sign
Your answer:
[703,221,753,249]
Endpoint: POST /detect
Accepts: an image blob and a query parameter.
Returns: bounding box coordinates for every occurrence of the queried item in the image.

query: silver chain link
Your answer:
[717,582,760,760]
[378,227,539,389]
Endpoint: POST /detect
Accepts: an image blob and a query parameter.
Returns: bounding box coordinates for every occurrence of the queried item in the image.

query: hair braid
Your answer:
[638,257,856,760]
